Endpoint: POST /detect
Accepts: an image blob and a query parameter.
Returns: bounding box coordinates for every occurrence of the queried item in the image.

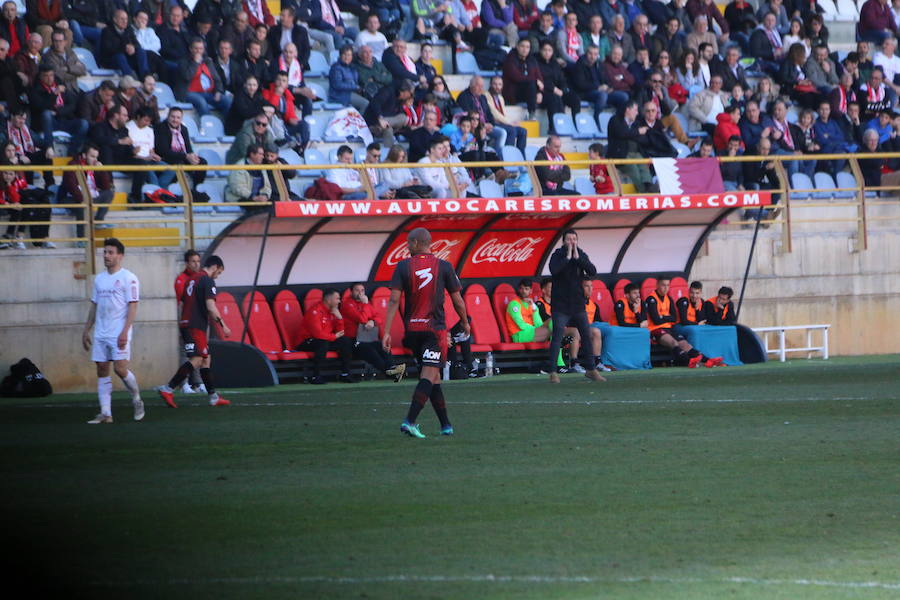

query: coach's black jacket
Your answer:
[548,246,597,315]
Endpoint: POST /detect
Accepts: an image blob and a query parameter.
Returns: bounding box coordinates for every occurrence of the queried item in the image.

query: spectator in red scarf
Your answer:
[534,134,575,195]
[61,143,113,243]
[29,64,87,155]
[242,0,275,27]
[14,32,43,88]
[269,42,315,117]
[6,106,53,188]
[77,80,117,124]
[0,1,28,58]
[177,38,231,116]
[262,70,310,149]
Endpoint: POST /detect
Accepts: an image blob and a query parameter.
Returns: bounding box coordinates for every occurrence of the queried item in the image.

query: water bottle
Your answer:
[485,352,494,377]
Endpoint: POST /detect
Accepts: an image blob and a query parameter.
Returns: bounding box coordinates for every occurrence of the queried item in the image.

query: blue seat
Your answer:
[304,112,331,143]
[197,181,227,203]
[525,145,540,161]
[278,147,302,165]
[552,113,577,137]
[77,79,95,93]
[786,107,799,124]
[814,171,839,199]
[153,81,194,110]
[574,176,594,196]
[574,113,601,139]
[456,51,499,76]
[672,141,691,158]
[306,51,329,77]
[182,115,200,141]
[597,112,614,136]
[73,46,116,76]
[303,147,327,176]
[501,146,526,173]
[354,147,367,163]
[197,148,225,176]
[790,172,817,199]
[835,171,860,199]
[198,114,227,142]
[478,179,504,198]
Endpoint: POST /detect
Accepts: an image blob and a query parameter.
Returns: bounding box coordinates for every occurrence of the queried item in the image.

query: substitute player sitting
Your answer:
[383,227,470,439]
[297,289,358,385]
[704,286,736,325]
[82,238,144,424]
[581,278,611,371]
[645,276,723,368]
[157,255,232,407]
[676,280,708,326]
[614,283,647,327]
[342,283,406,382]
[506,278,551,343]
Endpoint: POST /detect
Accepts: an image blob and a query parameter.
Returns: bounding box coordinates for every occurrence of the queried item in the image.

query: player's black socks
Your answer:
[199,368,216,394]
[168,361,194,389]
[430,384,450,428]
[406,379,433,424]
[688,348,701,359]
[672,348,689,367]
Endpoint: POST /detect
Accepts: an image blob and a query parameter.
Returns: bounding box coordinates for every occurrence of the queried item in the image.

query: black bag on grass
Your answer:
[0,358,52,397]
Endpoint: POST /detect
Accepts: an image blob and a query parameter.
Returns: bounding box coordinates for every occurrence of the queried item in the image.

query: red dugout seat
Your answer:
[641,278,658,301]
[670,277,689,301]
[273,290,305,350]
[464,284,523,351]
[492,282,547,350]
[241,292,294,361]
[613,278,631,301]
[213,292,246,342]
[371,286,411,355]
[444,292,460,330]
[591,280,615,323]
[303,288,323,311]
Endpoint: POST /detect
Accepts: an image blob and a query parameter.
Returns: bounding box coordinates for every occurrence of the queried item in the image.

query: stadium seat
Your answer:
[306,51,330,77]
[302,147,327,176]
[640,278,657,301]
[198,114,228,142]
[354,147,367,163]
[197,148,225,177]
[197,180,227,203]
[673,141,691,158]
[501,146,526,173]
[456,51,498,76]
[73,46,115,76]
[241,291,293,361]
[478,179,504,198]
[303,288,323,311]
[213,292,247,342]
[278,147,302,166]
[464,284,524,351]
[443,293,460,330]
[591,280,614,323]
[153,81,193,109]
[836,171,862,198]
[182,115,201,140]
[790,172,817,200]
[814,172,839,199]
[835,0,858,17]
[669,277,689,301]
[785,107,799,124]
[597,112,614,136]
[77,79,94,93]
[491,283,547,350]
[304,114,329,144]
[574,176,594,196]
[613,278,631,301]
[552,113,577,137]
[574,113,601,139]
[525,145,540,161]
[371,286,410,355]
[273,290,305,350]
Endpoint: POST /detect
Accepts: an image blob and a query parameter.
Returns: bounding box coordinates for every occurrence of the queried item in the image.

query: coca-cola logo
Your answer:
[385,238,462,266]
[470,237,543,264]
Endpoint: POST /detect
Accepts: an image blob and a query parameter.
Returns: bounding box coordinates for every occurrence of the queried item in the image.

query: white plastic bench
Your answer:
[751,325,830,362]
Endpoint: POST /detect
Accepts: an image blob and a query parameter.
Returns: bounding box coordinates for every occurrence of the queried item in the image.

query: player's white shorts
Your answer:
[92,336,131,362]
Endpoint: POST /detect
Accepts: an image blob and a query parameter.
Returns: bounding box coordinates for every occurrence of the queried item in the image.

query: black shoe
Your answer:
[339,374,359,383]
[308,376,327,385]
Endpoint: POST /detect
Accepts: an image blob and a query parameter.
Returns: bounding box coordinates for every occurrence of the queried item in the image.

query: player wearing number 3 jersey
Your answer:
[383,227,470,438]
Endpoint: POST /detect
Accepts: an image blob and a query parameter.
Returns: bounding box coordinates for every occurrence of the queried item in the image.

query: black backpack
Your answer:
[0,358,53,398]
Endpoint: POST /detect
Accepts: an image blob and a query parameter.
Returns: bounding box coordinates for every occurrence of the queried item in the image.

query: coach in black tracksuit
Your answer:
[546,228,599,377]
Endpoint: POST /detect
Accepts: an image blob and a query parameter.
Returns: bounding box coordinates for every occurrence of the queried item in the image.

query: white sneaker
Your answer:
[13,240,25,250]
[42,241,57,249]
[87,413,113,424]
[181,382,197,394]
[571,364,586,373]
[195,383,207,394]
[133,399,145,421]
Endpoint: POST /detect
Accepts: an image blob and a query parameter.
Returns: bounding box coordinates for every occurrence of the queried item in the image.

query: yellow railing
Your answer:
[1,153,898,271]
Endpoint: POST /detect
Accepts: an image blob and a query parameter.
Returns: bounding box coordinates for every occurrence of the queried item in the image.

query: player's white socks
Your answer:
[98,376,113,416]
[119,370,140,401]
[208,392,219,405]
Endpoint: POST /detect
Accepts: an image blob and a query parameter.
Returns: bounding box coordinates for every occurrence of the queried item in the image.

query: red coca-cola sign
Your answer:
[374,230,475,281]
[459,230,553,278]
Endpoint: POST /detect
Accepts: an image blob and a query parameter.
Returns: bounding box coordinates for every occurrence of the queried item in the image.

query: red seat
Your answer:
[670,276,689,301]
[491,282,517,342]
[591,280,615,323]
[465,284,524,351]
[272,290,315,360]
[213,292,247,343]
[371,286,411,355]
[613,278,631,301]
[241,292,295,361]
[303,288,323,312]
[444,292,460,330]
[641,278,658,301]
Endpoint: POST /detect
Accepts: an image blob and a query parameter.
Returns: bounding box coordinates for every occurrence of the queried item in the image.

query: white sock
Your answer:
[119,370,140,401]
[98,376,113,416]
[208,392,218,404]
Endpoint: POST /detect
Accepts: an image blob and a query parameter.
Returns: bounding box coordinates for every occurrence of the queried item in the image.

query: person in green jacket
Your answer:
[506,279,567,369]
[354,45,395,101]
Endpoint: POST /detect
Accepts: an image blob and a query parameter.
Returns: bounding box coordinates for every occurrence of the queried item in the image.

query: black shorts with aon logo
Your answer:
[403,329,449,368]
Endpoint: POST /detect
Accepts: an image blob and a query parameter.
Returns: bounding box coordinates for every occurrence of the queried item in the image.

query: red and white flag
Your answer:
[652,157,724,194]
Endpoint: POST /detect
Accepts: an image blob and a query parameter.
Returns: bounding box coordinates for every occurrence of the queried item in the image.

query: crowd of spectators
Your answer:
[4,0,900,243]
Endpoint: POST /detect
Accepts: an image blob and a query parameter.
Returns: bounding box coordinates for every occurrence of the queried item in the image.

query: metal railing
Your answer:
[752,324,830,361]
[1,152,898,275]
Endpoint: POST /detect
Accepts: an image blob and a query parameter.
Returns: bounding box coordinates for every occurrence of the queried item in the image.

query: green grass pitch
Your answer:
[1,356,898,599]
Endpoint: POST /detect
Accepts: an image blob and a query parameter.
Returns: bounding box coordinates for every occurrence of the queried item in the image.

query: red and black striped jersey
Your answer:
[179,272,217,330]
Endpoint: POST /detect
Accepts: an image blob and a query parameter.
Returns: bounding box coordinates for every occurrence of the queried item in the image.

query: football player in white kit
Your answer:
[81,238,144,424]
